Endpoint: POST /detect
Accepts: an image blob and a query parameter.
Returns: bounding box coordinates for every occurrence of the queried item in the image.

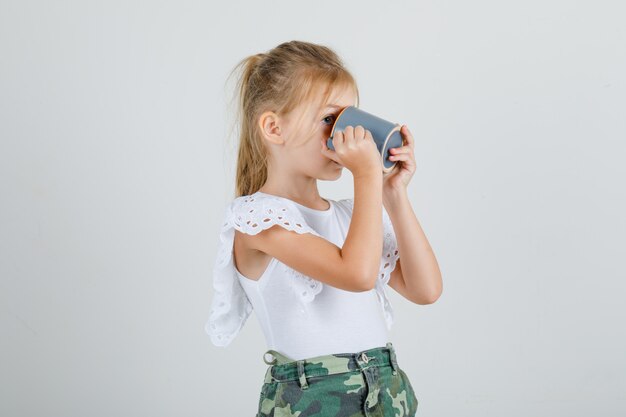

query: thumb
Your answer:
[320,137,329,154]
[320,138,337,161]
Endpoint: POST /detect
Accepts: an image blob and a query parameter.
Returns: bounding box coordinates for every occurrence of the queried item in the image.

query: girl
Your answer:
[206,40,442,417]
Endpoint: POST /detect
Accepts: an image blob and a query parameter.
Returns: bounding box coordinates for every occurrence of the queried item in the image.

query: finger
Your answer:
[343,125,354,143]
[389,153,416,169]
[321,137,332,154]
[331,130,344,149]
[389,146,412,155]
[388,152,412,163]
[321,138,340,161]
[400,156,415,169]
[354,125,365,140]
[400,125,415,149]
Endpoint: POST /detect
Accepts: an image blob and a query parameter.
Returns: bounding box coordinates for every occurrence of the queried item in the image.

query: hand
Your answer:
[383,125,416,193]
[321,125,380,177]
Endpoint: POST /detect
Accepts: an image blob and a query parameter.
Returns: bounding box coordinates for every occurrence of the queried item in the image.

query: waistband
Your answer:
[262,342,400,388]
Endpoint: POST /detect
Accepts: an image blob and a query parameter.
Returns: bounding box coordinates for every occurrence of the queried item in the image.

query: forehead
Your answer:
[320,86,357,110]
[290,83,356,125]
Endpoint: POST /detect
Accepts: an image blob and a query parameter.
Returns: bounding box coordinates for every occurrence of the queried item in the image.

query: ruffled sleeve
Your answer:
[205,193,324,347]
[339,198,400,330]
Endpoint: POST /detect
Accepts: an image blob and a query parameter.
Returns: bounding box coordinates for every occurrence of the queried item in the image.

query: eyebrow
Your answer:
[324,104,345,110]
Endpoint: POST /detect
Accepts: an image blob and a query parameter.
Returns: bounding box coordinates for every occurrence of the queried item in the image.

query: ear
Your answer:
[258,111,284,145]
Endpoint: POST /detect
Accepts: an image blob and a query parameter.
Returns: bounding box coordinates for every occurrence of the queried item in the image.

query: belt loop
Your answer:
[386,342,399,375]
[297,360,309,390]
[263,349,295,365]
[263,366,274,383]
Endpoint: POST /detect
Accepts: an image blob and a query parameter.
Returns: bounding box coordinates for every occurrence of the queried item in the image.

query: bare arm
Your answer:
[241,173,383,292]
[384,187,443,304]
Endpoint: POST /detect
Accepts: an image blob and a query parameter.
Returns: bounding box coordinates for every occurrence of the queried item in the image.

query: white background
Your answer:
[1,1,625,416]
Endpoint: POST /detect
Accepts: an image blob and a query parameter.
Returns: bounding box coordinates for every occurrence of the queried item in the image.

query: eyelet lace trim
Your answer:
[205,193,324,346]
[205,194,400,346]
[340,198,400,330]
[283,264,323,303]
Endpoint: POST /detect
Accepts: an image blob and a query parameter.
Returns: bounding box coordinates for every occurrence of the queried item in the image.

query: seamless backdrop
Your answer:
[1,1,625,416]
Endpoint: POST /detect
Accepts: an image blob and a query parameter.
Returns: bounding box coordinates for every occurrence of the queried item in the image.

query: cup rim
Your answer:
[329,105,354,139]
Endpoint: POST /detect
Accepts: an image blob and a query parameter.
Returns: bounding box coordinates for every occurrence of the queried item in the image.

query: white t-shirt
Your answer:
[205,190,400,360]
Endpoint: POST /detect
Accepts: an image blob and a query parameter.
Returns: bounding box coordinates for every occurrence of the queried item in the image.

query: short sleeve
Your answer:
[338,198,400,330]
[205,193,324,347]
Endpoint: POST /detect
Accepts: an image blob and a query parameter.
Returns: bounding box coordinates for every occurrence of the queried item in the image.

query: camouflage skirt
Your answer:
[256,341,418,417]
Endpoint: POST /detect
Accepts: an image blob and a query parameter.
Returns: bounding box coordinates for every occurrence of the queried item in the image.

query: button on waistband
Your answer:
[360,352,374,363]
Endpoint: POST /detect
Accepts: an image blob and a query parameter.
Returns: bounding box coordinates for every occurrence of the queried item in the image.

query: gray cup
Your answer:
[326,106,403,172]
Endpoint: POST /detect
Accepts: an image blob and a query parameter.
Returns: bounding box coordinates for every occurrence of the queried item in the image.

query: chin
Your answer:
[317,168,343,181]
[329,168,344,179]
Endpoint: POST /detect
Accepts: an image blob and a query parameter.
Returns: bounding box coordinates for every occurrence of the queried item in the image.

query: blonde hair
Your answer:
[226,40,360,197]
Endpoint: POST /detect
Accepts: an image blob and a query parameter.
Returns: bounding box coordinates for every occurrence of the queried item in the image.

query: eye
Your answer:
[322,114,336,125]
